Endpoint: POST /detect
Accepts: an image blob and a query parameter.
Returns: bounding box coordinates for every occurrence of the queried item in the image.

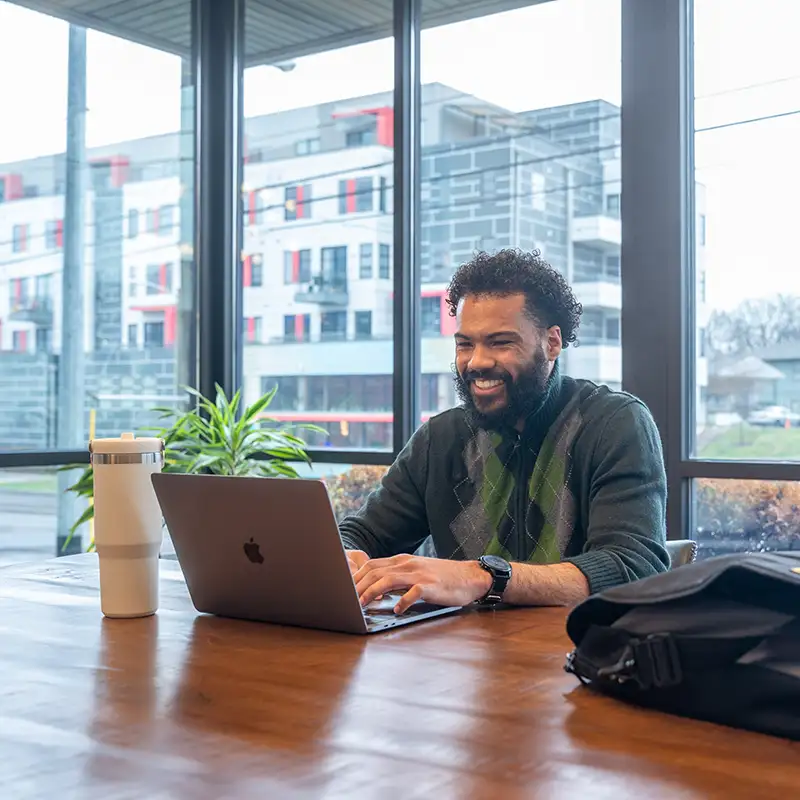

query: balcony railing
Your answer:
[294,277,348,306]
[9,296,53,327]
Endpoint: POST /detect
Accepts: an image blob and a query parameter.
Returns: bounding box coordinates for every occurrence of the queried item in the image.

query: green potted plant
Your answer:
[62,384,322,549]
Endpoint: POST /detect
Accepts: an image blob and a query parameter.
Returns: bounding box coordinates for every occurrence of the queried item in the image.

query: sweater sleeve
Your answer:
[338,422,431,558]
[564,400,670,594]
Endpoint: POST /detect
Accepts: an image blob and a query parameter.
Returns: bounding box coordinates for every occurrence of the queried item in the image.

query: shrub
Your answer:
[695,478,800,557]
[324,465,388,521]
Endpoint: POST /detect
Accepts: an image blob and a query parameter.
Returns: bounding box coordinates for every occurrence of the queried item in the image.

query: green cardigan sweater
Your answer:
[339,364,670,594]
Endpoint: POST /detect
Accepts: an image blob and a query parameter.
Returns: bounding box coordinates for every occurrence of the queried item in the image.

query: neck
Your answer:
[515,360,562,434]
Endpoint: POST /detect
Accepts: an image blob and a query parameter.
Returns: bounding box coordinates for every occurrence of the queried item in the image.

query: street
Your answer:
[0,489,59,566]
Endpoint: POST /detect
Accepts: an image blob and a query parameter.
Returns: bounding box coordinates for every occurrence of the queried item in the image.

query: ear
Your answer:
[545,326,563,361]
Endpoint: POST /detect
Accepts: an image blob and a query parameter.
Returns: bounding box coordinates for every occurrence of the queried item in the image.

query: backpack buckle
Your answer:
[596,633,683,690]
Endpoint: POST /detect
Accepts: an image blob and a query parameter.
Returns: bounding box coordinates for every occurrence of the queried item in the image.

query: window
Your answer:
[320,311,347,341]
[359,243,373,279]
[45,220,62,249]
[146,264,161,295]
[420,0,622,420]
[12,224,28,253]
[12,330,27,352]
[143,321,165,348]
[338,176,374,214]
[693,0,800,461]
[295,138,320,156]
[378,243,391,279]
[345,128,377,148]
[250,255,263,287]
[284,314,311,342]
[145,209,158,233]
[127,324,138,348]
[244,316,263,343]
[283,249,312,284]
[321,246,348,289]
[128,265,137,297]
[379,176,389,213]
[605,254,621,279]
[0,4,195,561]
[35,327,52,353]
[421,296,441,336]
[355,310,372,339]
[247,8,405,452]
[694,480,800,560]
[159,205,175,234]
[284,184,311,221]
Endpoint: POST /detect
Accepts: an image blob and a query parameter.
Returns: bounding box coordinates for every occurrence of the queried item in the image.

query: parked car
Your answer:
[747,405,800,427]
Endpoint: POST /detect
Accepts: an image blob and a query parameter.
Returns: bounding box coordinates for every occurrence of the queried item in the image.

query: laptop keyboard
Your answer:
[363,594,445,627]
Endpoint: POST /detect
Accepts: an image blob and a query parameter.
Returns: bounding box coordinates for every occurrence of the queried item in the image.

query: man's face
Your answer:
[453,293,561,430]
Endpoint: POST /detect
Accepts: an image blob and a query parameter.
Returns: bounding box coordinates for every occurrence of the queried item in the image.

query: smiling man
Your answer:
[339,249,669,614]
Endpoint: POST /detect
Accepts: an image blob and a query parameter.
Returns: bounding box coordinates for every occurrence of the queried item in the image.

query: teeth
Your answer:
[474,379,503,389]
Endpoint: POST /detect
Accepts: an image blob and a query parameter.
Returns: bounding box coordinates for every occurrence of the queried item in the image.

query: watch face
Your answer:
[482,555,510,574]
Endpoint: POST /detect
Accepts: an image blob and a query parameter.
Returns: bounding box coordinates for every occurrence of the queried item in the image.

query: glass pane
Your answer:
[694,479,800,559]
[241,2,395,451]
[694,0,800,460]
[307,463,388,523]
[0,467,59,566]
[0,3,196,552]
[419,0,622,423]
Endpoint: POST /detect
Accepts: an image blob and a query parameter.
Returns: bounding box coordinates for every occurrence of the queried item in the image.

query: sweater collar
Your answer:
[517,359,562,441]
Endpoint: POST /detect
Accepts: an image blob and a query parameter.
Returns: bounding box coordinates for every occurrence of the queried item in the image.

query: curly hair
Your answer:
[445,248,582,348]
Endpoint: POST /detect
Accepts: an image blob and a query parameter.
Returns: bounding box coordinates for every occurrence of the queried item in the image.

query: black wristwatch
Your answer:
[477,555,512,605]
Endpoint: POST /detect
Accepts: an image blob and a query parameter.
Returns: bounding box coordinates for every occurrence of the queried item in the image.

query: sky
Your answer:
[0,0,798,312]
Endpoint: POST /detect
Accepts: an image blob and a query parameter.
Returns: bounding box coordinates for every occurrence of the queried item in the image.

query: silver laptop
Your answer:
[151,472,462,634]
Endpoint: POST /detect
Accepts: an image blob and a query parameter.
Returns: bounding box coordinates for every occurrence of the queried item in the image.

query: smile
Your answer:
[472,379,505,394]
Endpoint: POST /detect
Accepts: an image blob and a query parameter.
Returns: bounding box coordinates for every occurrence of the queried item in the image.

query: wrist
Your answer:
[472,560,493,596]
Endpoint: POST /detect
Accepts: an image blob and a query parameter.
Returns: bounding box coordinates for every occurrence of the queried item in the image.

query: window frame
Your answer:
[15,0,796,543]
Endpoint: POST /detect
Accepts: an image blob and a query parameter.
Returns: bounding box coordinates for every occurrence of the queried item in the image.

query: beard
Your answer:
[453,351,551,430]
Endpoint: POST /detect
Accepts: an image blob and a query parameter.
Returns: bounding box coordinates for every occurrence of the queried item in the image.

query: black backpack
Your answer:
[564,552,800,740]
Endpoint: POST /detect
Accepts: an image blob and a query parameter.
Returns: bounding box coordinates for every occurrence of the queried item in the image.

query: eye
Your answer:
[492,340,512,347]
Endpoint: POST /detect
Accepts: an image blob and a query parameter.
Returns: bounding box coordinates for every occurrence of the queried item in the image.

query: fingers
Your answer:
[393,584,423,614]
[357,572,413,607]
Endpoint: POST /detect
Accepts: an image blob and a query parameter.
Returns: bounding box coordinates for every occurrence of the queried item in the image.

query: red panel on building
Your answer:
[159,264,168,291]
[440,295,457,336]
[13,278,21,303]
[292,250,300,283]
[164,306,177,346]
[346,179,357,213]
[3,174,24,201]
[294,314,305,341]
[110,156,130,187]
[243,255,252,287]
[296,185,305,219]
[17,330,28,352]
[375,108,394,147]
[248,191,256,225]
[247,317,256,342]
[56,219,64,248]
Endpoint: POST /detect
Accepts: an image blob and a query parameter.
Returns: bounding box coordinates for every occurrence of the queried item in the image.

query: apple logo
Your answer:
[243,537,264,564]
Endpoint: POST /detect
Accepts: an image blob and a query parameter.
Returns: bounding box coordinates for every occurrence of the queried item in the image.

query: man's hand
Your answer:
[353,554,492,614]
[345,549,370,576]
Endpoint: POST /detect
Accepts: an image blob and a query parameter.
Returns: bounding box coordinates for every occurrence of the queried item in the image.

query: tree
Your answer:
[706,294,800,356]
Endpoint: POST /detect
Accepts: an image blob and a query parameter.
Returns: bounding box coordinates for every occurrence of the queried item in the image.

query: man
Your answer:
[340,249,669,614]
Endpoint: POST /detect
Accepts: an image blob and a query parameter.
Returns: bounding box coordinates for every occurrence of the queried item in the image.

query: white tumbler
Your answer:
[91,433,165,618]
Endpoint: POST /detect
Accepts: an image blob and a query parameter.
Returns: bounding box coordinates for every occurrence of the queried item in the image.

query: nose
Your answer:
[467,345,495,374]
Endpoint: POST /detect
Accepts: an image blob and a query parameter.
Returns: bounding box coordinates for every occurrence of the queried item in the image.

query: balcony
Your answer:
[9,297,53,327]
[572,214,621,251]
[294,277,348,306]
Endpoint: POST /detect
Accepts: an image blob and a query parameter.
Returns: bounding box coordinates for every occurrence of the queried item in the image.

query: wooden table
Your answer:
[1,556,797,800]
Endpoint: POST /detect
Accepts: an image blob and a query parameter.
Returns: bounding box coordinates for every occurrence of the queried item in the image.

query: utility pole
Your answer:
[176,57,196,403]
[56,25,88,556]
